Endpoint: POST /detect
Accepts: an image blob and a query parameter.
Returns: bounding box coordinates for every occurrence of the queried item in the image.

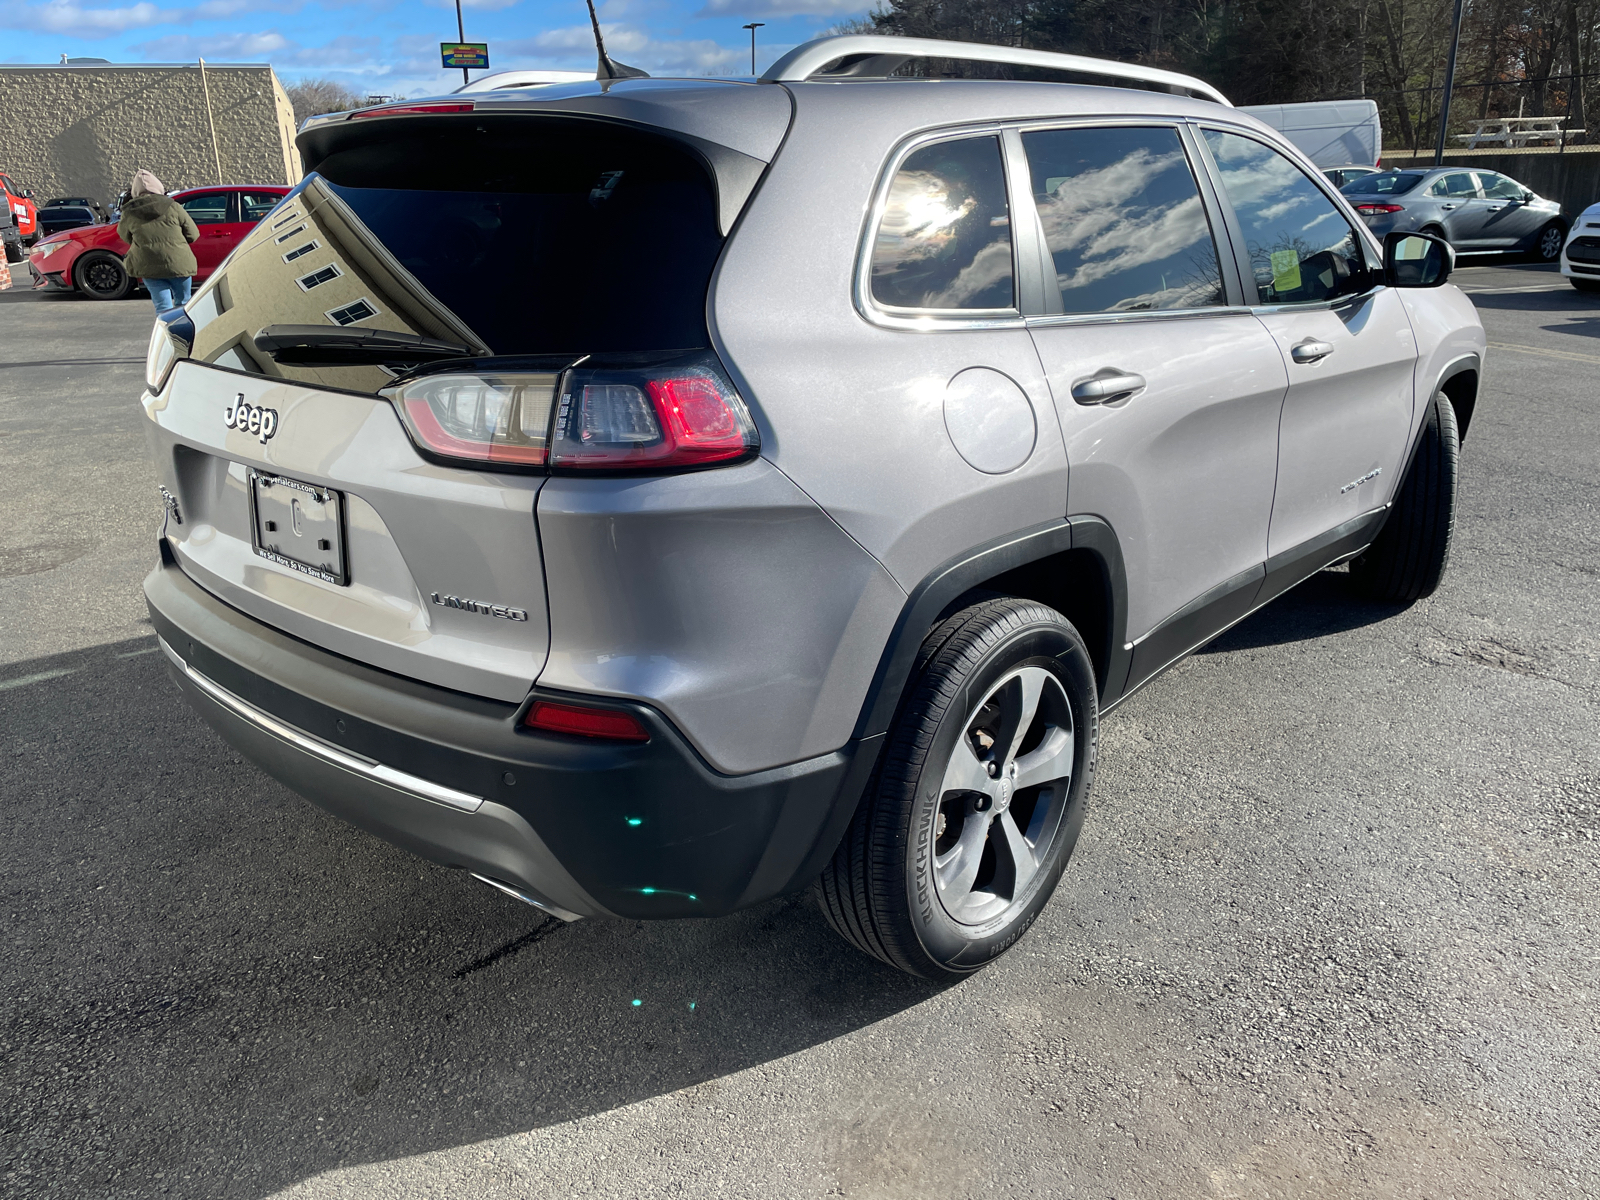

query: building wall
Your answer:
[0,64,302,204]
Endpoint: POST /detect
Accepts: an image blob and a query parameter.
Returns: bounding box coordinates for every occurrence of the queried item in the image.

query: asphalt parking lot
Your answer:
[3,262,1598,1199]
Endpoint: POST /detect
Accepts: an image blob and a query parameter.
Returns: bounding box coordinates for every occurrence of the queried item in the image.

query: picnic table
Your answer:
[1455,116,1586,148]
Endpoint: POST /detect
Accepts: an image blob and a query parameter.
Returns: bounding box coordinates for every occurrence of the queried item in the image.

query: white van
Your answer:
[1241,99,1382,168]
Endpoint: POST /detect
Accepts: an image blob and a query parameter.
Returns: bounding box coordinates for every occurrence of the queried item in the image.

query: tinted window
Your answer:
[182,193,232,224]
[240,191,283,222]
[1023,125,1222,313]
[1430,172,1478,198]
[1203,129,1366,305]
[1479,173,1526,200]
[1342,172,1425,195]
[317,121,723,354]
[871,135,1014,311]
[47,207,93,221]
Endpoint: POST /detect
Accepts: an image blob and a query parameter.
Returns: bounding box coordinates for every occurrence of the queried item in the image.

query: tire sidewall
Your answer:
[75,252,129,300]
[900,621,1096,973]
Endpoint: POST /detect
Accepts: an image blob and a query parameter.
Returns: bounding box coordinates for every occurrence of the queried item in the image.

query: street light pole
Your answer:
[1433,0,1468,165]
[455,0,469,87]
[742,22,765,76]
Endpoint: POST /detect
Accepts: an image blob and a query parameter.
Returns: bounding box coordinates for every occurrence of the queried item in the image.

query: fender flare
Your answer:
[1433,351,1481,442]
[851,515,1131,741]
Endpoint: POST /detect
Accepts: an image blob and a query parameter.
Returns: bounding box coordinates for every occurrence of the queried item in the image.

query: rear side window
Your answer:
[1203,129,1366,305]
[871,135,1015,311]
[182,193,232,224]
[1430,172,1479,198]
[1343,172,1424,195]
[240,191,283,222]
[316,122,723,354]
[1022,126,1223,313]
[1479,173,1526,200]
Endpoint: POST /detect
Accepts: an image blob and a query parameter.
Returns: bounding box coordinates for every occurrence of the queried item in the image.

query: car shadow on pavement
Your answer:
[1199,569,1408,654]
[1465,288,1599,316]
[1,637,943,1199]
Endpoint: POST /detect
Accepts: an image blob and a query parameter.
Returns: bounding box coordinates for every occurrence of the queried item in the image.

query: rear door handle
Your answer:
[1070,368,1146,405]
[1290,339,1335,364]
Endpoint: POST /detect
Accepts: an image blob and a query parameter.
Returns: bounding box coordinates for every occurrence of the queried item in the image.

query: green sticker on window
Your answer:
[1270,249,1302,293]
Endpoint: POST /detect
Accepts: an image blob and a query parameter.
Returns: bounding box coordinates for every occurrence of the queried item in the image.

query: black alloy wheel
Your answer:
[1533,222,1568,263]
[73,250,133,301]
[815,596,1097,979]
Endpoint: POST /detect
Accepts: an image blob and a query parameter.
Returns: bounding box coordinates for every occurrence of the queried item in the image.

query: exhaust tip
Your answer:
[471,872,582,922]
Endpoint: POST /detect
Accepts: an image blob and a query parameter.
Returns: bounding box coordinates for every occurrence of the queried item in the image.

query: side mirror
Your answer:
[1522,189,1536,202]
[20,189,32,199]
[1384,231,1452,288]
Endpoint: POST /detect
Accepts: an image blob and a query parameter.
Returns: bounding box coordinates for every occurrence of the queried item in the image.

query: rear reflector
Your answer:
[524,701,651,742]
[349,102,474,119]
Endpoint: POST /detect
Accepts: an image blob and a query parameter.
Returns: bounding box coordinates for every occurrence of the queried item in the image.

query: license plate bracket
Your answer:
[247,469,349,586]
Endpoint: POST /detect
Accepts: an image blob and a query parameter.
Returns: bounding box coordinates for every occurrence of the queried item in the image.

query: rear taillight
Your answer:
[385,352,757,473]
[1355,203,1405,215]
[145,308,194,391]
[390,372,558,466]
[523,700,650,742]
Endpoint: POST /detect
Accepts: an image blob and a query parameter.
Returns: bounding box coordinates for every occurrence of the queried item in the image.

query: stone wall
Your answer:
[1383,147,1600,219]
[0,63,302,204]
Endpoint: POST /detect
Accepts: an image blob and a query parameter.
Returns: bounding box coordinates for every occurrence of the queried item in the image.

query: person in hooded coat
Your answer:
[117,170,198,313]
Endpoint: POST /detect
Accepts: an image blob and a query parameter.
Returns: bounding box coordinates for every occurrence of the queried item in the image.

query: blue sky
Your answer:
[0,0,874,97]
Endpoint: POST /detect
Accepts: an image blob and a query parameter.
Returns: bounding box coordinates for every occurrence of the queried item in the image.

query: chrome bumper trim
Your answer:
[159,637,485,814]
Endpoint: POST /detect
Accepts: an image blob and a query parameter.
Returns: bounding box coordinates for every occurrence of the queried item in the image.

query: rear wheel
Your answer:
[815,597,1097,979]
[1532,222,1567,262]
[1349,389,1458,603]
[73,251,133,301]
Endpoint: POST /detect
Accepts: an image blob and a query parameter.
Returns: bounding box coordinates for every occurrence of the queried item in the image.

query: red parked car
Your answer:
[27,185,291,300]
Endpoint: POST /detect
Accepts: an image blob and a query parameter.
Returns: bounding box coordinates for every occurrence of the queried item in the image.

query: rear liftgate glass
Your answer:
[177,113,757,472]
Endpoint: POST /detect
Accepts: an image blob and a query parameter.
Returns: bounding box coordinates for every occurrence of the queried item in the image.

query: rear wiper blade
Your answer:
[253,325,475,367]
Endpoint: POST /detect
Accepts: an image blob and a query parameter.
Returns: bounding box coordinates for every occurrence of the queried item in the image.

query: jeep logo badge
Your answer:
[225,394,279,444]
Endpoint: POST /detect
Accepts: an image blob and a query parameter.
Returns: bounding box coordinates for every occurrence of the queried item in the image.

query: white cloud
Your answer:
[0,0,296,35]
[499,23,743,73]
[132,29,288,57]
[696,0,867,15]
[0,0,170,33]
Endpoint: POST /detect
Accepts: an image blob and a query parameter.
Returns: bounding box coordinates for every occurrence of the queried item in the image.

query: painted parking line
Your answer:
[1460,283,1572,294]
[0,667,80,692]
[1487,341,1600,365]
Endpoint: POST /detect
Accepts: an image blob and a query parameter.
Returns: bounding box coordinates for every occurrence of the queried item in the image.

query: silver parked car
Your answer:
[1341,166,1567,259]
[141,36,1485,978]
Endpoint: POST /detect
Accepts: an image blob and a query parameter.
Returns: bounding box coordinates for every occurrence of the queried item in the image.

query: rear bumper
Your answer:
[144,551,878,920]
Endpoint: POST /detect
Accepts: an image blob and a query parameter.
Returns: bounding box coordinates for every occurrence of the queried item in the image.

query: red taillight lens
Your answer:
[524,701,650,742]
[549,357,757,470]
[349,102,474,119]
[389,372,558,466]
[385,354,756,473]
[1355,203,1405,215]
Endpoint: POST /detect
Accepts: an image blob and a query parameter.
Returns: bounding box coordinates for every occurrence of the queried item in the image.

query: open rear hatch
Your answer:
[144,98,782,701]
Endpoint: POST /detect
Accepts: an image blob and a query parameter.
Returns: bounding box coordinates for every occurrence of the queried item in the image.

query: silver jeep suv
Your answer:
[141,36,1485,978]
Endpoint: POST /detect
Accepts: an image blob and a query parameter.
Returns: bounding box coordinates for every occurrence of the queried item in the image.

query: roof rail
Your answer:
[760,36,1231,107]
